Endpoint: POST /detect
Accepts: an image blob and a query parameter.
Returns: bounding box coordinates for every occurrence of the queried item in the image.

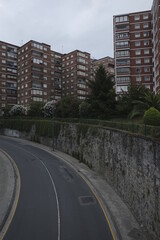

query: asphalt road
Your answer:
[0,136,114,240]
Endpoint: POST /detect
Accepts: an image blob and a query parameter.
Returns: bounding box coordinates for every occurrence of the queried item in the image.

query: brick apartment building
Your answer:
[0,41,18,111]
[92,56,114,75]
[152,0,160,93]
[0,40,94,111]
[113,10,153,94]
[114,0,160,95]
[17,40,53,107]
[62,50,90,100]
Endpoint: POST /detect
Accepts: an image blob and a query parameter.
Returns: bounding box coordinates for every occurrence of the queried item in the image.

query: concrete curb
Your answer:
[0,149,20,240]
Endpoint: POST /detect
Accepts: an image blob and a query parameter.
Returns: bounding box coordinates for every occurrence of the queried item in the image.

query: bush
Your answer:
[28,102,44,117]
[143,107,160,126]
[42,101,54,118]
[9,105,27,117]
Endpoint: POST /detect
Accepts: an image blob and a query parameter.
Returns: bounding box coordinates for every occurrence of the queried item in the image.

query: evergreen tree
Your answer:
[87,65,116,118]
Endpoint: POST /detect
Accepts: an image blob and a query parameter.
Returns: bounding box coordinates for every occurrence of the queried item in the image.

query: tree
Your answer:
[79,101,91,118]
[28,102,44,117]
[55,96,80,118]
[87,65,116,118]
[129,91,160,119]
[116,83,149,118]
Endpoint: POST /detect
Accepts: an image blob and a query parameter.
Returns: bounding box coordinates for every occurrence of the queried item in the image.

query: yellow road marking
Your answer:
[0,150,21,240]
[53,152,116,240]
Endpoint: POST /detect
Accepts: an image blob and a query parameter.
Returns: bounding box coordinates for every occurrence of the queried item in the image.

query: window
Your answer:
[2,52,6,56]
[1,74,6,78]
[134,15,140,21]
[78,58,86,64]
[2,45,6,49]
[144,76,150,81]
[143,23,149,28]
[144,67,150,72]
[116,67,130,74]
[136,76,141,82]
[116,85,128,93]
[33,58,43,64]
[144,49,149,54]
[77,52,86,58]
[135,24,140,29]
[78,65,86,70]
[32,42,43,50]
[143,14,149,20]
[116,50,130,57]
[136,67,141,73]
[143,32,149,37]
[116,33,129,39]
[135,41,141,47]
[116,41,129,48]
[135,50,141,55]
[115,15,129,23]
[116,59,130,66]
[116,24,129,31]
[135,33,140,38]
[144,58,150,63]
[136,59,141,64]
[144,40,149,46]
[116,76,130,83]
[2,60,6,64]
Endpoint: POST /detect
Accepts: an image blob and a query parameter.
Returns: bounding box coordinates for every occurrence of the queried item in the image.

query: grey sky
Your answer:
[0,0,152,59]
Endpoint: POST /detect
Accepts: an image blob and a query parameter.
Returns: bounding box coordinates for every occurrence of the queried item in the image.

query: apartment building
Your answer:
[17,40,53,107]
[92,56,115,75]
[152,0,160,94]
[0,41,18,112]
[62,50,90,100]
[114,10,153,94]
[0,39,112,110]
[51,51,62,102]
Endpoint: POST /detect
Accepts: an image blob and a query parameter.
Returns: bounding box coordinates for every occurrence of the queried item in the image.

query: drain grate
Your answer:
[79,196,96,206]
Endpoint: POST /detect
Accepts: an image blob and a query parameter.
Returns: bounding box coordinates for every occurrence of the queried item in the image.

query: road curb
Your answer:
[0,149,20,240]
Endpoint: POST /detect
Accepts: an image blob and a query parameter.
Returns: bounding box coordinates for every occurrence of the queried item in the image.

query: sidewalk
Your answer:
[0,150,16,239]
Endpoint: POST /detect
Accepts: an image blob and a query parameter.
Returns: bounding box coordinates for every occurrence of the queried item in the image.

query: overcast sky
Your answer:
[0,0,152,59]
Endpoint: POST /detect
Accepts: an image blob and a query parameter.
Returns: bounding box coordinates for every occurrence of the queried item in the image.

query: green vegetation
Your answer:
[28,102,44,117]
[55,96,80,118]
[143,107,160,126]
[86,65,116,119]
[1,65,160,140]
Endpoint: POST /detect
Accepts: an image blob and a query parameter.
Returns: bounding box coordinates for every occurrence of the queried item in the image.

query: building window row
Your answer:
[116,76,130,83]
[116,50,130,57]
[115,15,129,23]
[116,32,129,40]
[116,41,129,48]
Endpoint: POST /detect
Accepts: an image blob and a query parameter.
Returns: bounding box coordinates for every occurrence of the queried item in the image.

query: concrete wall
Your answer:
[2,123,160,239]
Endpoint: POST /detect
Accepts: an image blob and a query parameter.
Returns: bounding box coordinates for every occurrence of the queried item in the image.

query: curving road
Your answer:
[0,136,115,240]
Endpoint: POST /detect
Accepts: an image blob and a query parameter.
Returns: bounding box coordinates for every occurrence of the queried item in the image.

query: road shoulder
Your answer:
[0,149,20,240]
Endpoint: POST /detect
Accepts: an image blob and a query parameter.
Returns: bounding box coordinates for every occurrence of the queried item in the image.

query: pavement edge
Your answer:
[0,149,21,240]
